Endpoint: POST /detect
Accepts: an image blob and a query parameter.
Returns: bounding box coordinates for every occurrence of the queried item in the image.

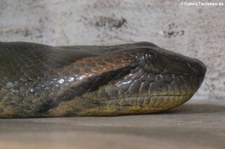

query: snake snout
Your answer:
[188,59,206,87]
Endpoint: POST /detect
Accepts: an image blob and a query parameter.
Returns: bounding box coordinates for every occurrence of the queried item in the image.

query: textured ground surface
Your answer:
[0,100,225,149]
[0,0,224,100]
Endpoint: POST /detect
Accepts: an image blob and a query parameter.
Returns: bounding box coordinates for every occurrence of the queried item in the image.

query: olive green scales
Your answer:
[0,42,206,118]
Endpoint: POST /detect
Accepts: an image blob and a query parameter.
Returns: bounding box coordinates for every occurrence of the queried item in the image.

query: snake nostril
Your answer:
[188,60,206,87]
[188,60,206,77]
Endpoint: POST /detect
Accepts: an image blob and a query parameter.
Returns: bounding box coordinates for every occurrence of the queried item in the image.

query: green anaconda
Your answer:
[0,42,206,118]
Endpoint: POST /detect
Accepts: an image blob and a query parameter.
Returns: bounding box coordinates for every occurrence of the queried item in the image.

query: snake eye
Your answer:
[144,51,157,62]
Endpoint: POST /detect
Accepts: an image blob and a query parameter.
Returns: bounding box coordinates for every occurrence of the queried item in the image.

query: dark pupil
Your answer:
[145,53,154,61]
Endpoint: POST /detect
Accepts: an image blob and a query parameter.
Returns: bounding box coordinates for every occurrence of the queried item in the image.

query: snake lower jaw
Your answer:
[62,94,193,116]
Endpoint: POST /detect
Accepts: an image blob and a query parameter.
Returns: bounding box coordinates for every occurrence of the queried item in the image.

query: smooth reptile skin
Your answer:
[0,42,206,118]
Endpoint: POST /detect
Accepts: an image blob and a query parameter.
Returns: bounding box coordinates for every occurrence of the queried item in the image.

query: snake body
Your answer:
[0,42,206,118]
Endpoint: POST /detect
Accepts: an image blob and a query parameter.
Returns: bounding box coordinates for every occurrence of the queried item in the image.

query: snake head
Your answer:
[82,42,206,114]
[134,43,206,92]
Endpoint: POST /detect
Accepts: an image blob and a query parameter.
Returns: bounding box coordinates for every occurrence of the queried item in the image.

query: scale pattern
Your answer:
[0,42,206,118]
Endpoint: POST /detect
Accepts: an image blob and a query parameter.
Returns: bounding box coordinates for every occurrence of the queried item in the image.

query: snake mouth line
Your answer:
[73,94,194,116]
[114,94,193,109]
[84,93,194,104]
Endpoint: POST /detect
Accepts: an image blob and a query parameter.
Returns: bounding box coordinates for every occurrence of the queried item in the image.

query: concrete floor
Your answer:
[0,100,224,149]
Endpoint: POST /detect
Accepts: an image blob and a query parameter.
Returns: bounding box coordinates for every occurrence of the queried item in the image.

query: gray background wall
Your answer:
[0,0,224,101]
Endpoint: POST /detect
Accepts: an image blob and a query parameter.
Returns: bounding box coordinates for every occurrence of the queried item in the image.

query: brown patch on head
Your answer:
[61,52,136,79]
